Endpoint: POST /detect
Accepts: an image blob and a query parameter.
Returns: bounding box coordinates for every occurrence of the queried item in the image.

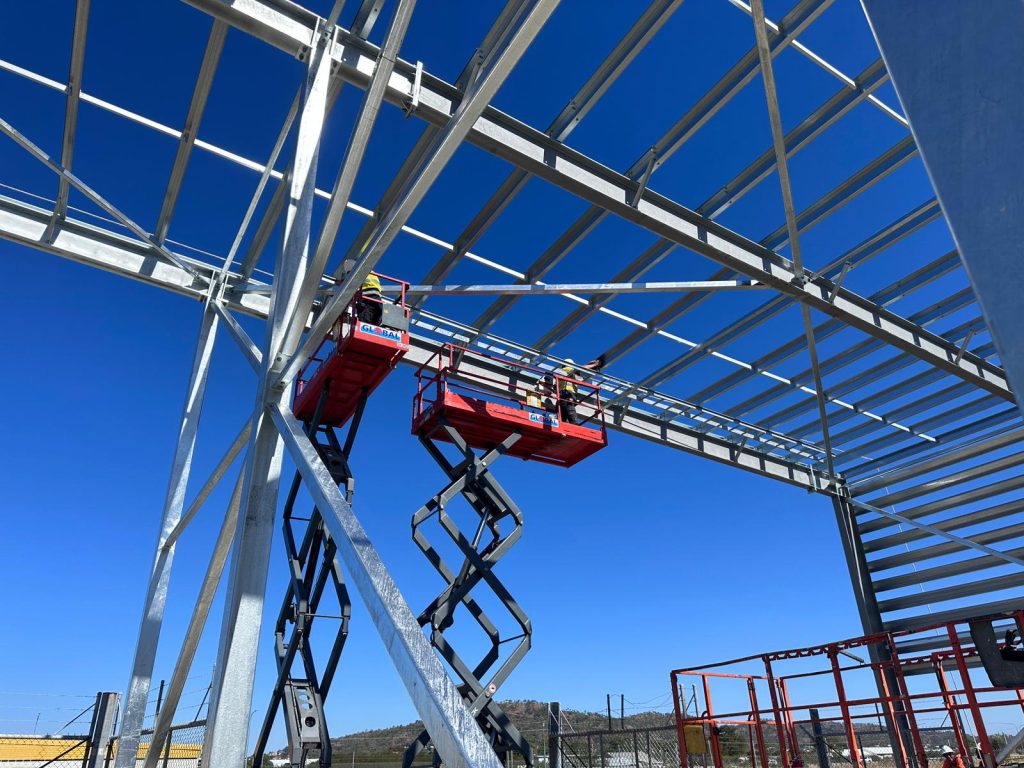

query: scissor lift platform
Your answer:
[293,276,410,427]
[412,345,608,468]
[413,389,606,467]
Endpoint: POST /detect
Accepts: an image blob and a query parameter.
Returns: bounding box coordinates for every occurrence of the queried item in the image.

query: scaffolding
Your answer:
[670,613,1024,768]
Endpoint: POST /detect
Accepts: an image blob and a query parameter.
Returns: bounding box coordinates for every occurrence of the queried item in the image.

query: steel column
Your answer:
[201,36,334,768]
[143,471,244,768]
[114,303,219,768]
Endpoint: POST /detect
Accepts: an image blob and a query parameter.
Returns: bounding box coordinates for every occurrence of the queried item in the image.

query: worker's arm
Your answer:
[581,354,606,372]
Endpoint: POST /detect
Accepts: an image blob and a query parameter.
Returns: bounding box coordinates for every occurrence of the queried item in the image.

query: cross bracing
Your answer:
[1,1,1022,766]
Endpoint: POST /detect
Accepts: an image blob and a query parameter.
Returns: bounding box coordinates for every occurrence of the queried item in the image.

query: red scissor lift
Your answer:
[412,343,608,467]
[670,612,1024,768]
[293,274,411,426]
[402,345,608,768]
[254,275,410,768]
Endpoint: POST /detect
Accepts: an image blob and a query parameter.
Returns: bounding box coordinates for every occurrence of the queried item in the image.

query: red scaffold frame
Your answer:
[411,343,608,467]
[670,612,1024,768]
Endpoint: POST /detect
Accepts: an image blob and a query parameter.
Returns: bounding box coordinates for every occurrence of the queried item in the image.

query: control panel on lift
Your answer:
[292,273,410,427]
[412,344,608,467]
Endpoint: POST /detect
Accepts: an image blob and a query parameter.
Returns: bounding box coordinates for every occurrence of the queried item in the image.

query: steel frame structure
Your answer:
[1,1,1022,767]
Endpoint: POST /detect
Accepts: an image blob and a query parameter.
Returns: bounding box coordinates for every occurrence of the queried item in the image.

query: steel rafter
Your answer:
[461,0,833,338]
[46,0,90,241]
[0,191,833,491]
[153,19,227,245]
[415,0,685,295]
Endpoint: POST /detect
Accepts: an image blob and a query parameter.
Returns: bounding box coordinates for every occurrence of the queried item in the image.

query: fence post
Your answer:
[85,692,119,768]
[810,709,830,768]
[549,702,562,768]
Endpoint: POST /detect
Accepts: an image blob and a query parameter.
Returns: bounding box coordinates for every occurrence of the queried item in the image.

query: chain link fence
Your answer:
[560,725,681,768]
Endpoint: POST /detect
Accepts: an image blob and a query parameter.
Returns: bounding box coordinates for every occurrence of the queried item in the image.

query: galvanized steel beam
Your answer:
[114,303,219,768]
[201,39,334,767]
[47,0,90,239]
[153,20,227,245]
[461,0,833,337]
[0,194,832,492]
[417,0,684,293]
[278,0,563,388]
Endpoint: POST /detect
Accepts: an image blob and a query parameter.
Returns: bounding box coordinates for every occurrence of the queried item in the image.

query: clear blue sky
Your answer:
[0,0,957,749]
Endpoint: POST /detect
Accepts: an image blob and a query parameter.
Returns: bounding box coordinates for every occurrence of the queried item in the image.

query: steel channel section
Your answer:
[0,194,831,491]
[5,30,994,408]
[204,22,1009,398]
[114,303,219,768]
[750,0,837,479]
[142,471,244,768]
[602,198,940,385]
[153,20,227,245]
[857,475,1024,537]
[236,76,346,283]
[532,239,675,352]
[201,39,333,767]
[829,493,911,766]
[867,505,1024,564]
[877,572,1024,614]
[47,0,90,237]
[721,286,979,428]
[853,429,1024,496]
[680,226,952,409]
[163,421,251,550]
[332,0,541,281]
[593,56,902,369]
[278,0,418,358]
[862,450,1024,509]
[825,377,993,449]
[416,0,685,293]
[681,200,942,405]
[229,11,1019,401]
[845,406,1024,482]
[221,84,301,277]
[0,118,201,279]
[461,0,834,338]
[861,0,1024,421]
[842,394,1005,459]
[766,311,988,445]
[279,0,564,388]
[269,401,507,768]
[873,537,1024,590]
[85,693,119,768]
[697,57,891,219]
[399,280,765,296]
[760,135,917,252]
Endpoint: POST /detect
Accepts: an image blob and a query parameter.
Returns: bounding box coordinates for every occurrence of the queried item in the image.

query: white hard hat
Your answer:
[564,358,575,364]
[942,747,956,755]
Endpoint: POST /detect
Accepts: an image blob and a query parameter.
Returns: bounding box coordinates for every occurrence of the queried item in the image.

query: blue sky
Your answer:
[0,0,966,750]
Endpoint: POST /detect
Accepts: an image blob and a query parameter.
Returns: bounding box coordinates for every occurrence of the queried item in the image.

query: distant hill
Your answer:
[269,698,981,763]
[323,700,675,758]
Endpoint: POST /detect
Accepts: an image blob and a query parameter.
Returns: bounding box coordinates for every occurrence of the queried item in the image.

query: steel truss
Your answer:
[408,415,534,768]
[2,1,1024,767]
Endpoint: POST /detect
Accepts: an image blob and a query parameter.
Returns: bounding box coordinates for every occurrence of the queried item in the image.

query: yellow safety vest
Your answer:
[361,273,382,294]
[557,365,577,394]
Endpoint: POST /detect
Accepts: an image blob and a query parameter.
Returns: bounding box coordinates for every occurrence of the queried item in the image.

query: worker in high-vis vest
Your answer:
[355,272,383,325]
[555,355,605,424]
